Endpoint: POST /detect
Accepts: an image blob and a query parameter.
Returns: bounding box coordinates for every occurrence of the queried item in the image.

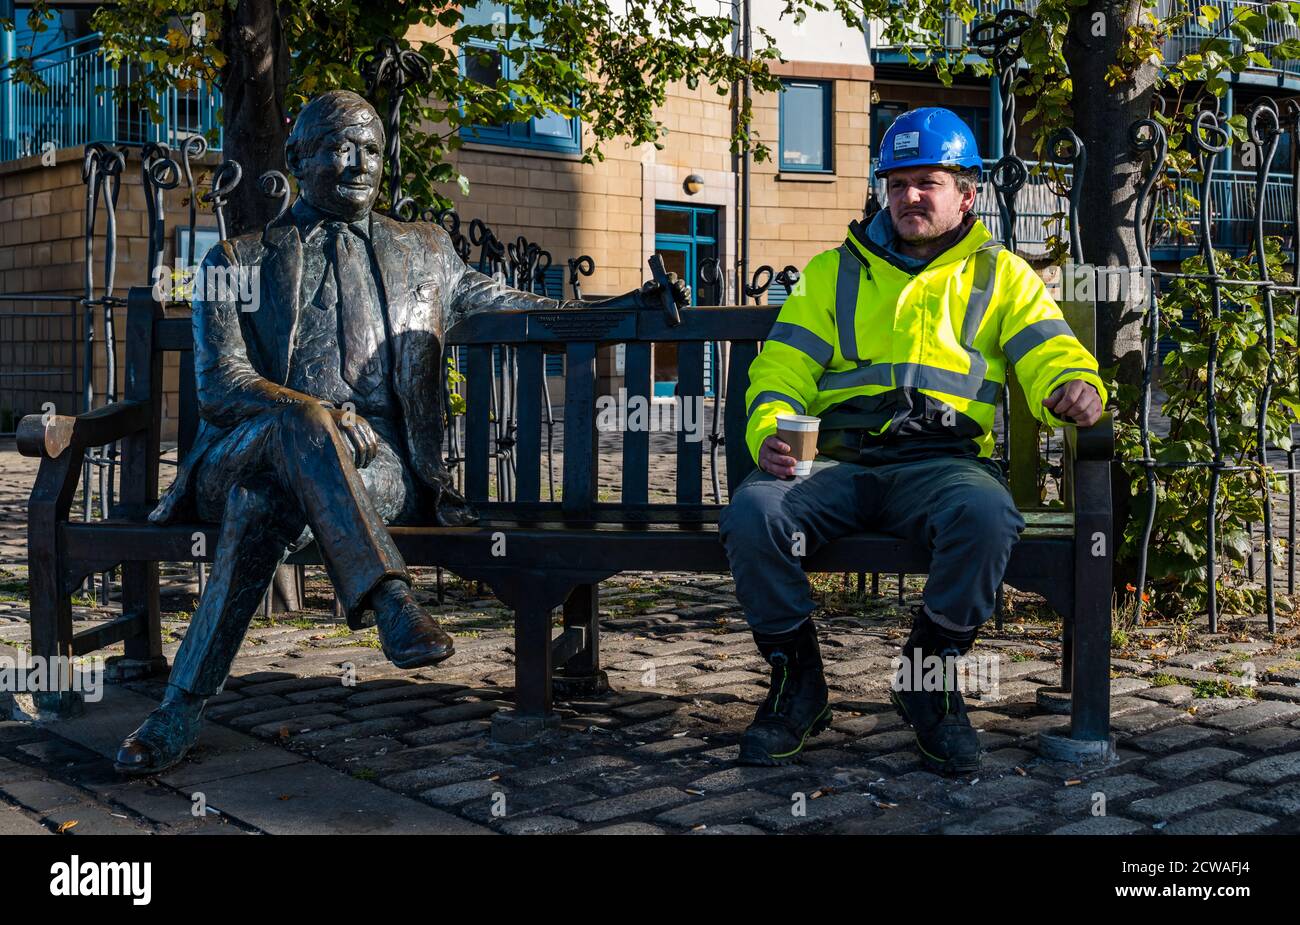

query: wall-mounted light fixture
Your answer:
[870,87,880,105]
[683,173,704,195]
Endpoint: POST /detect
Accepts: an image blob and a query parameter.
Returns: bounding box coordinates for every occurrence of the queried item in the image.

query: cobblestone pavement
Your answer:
[2,441,1300,835]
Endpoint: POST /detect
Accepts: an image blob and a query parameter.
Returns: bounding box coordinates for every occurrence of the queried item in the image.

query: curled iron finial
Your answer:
[258,170,292,230]
[181,134,208,163]
[142,143,181,190]
[468,217,494,247]
[774,265,801,294]
[970,8,1033,69]
[202,160,242,240]
[1190,109,1230,158]
[1129,118,1168,271]
[82,142,125,184]
[360,36,433,99]
[529,248,552,293]
[1047,127,1086,264]
[1247,96,1282,149]
[567,255,596,299]
[392,196,420,222]
[745,265,775,298]
[568,255,594,287]
[990,155,1027,198]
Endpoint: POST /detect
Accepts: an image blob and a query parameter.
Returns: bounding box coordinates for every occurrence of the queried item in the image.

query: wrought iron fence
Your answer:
[1131,98,1300,632]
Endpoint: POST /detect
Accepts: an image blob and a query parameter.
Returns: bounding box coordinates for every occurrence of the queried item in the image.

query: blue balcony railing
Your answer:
[0,33,222,162]
[1159,0,1300,78]
[1150,168,1296,257]
[870,158,1296,259]
[870,0,1300,81]
[867,0,1040,59]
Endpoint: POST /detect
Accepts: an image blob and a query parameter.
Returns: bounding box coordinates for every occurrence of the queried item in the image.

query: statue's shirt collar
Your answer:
[291,197,373,244]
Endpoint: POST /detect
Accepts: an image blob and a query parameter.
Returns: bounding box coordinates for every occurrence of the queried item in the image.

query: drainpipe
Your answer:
[739,0,751,306]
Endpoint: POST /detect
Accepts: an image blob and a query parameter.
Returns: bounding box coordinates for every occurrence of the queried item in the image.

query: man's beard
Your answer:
[898,211,970,245]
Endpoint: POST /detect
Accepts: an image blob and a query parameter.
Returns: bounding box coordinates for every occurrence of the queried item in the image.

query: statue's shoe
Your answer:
[375,589,455,669]
[114,702,204,776]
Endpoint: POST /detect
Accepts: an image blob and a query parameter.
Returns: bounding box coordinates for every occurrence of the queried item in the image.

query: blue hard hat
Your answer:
[876,107,983,178]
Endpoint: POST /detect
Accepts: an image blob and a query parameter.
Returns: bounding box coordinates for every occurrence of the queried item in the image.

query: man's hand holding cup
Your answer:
[760,413,821,479]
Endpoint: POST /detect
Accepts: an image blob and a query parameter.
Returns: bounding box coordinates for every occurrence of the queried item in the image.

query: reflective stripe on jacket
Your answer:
[744,213,1108,465]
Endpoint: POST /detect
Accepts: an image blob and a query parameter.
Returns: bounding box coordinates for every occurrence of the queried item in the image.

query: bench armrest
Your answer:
[16,400,152,459]
[1063,412,1114,464]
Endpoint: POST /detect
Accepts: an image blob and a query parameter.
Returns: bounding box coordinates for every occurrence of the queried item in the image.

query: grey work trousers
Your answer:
[718,454,1025,636]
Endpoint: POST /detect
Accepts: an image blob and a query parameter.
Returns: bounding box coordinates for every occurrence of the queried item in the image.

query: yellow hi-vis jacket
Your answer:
[744,213,1108,466]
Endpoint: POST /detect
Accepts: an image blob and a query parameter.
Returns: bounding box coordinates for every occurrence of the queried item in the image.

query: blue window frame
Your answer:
[779,79,833,173]
[458,1,582,154]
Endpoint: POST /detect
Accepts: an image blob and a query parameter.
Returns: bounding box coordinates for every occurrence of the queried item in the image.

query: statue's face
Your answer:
[293,118,384,221]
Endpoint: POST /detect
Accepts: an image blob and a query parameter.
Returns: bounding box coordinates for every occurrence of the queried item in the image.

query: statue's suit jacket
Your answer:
[150,203,574,527]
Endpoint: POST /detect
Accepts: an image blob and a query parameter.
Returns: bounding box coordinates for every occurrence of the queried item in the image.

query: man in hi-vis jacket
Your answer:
[720,107,1105,773]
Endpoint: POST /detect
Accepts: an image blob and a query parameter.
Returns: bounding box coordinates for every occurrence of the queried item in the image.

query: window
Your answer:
[779,79,833,173]
[870,101,907,161]
[459,1,581,154]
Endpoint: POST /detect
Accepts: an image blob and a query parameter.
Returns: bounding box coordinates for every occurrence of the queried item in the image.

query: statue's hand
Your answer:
[635,272,691,310]
[328,407,380,469]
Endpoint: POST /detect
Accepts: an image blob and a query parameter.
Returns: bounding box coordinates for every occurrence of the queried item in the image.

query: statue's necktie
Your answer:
[321,221,380,390]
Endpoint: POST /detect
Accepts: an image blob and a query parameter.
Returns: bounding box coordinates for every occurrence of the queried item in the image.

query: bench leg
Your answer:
[1039,456,1116,763]
[553,583,609,698]
[1059,617,1074,692]
[22,451,83,719]
[112,560,169,681]
[1067,571,1112,743]
[483,570,582,744]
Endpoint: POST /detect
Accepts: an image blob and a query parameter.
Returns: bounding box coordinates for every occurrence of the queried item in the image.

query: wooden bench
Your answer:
[20,282,1115,754]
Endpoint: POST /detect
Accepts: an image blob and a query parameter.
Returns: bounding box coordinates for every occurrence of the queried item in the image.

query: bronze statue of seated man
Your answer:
[115,89,688,775]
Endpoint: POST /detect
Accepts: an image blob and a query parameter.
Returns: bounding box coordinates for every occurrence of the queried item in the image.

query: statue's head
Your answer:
[286,90,385,221]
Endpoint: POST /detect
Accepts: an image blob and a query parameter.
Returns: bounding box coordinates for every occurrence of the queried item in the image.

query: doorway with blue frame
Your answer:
[652,202,720,399]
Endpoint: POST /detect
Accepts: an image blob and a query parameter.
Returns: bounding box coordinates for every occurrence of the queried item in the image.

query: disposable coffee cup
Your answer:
[775,413,820,476]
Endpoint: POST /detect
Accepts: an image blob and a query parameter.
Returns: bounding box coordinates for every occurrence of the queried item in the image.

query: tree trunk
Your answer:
[217,0,291,237]
[1064,1,1157,387]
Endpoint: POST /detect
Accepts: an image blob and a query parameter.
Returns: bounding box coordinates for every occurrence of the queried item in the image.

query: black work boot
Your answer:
[738,620,832,766]
[890,605,981,776]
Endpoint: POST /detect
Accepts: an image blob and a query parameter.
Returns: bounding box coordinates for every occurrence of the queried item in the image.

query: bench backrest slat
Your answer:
[514,344,544,503]
[724,340,759,497]
[465,345,492,501]
[675,340,705,505]
[621,341,652,505]
[178,349,199,460]
[562,341,599,515]
[121,289,164,508]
